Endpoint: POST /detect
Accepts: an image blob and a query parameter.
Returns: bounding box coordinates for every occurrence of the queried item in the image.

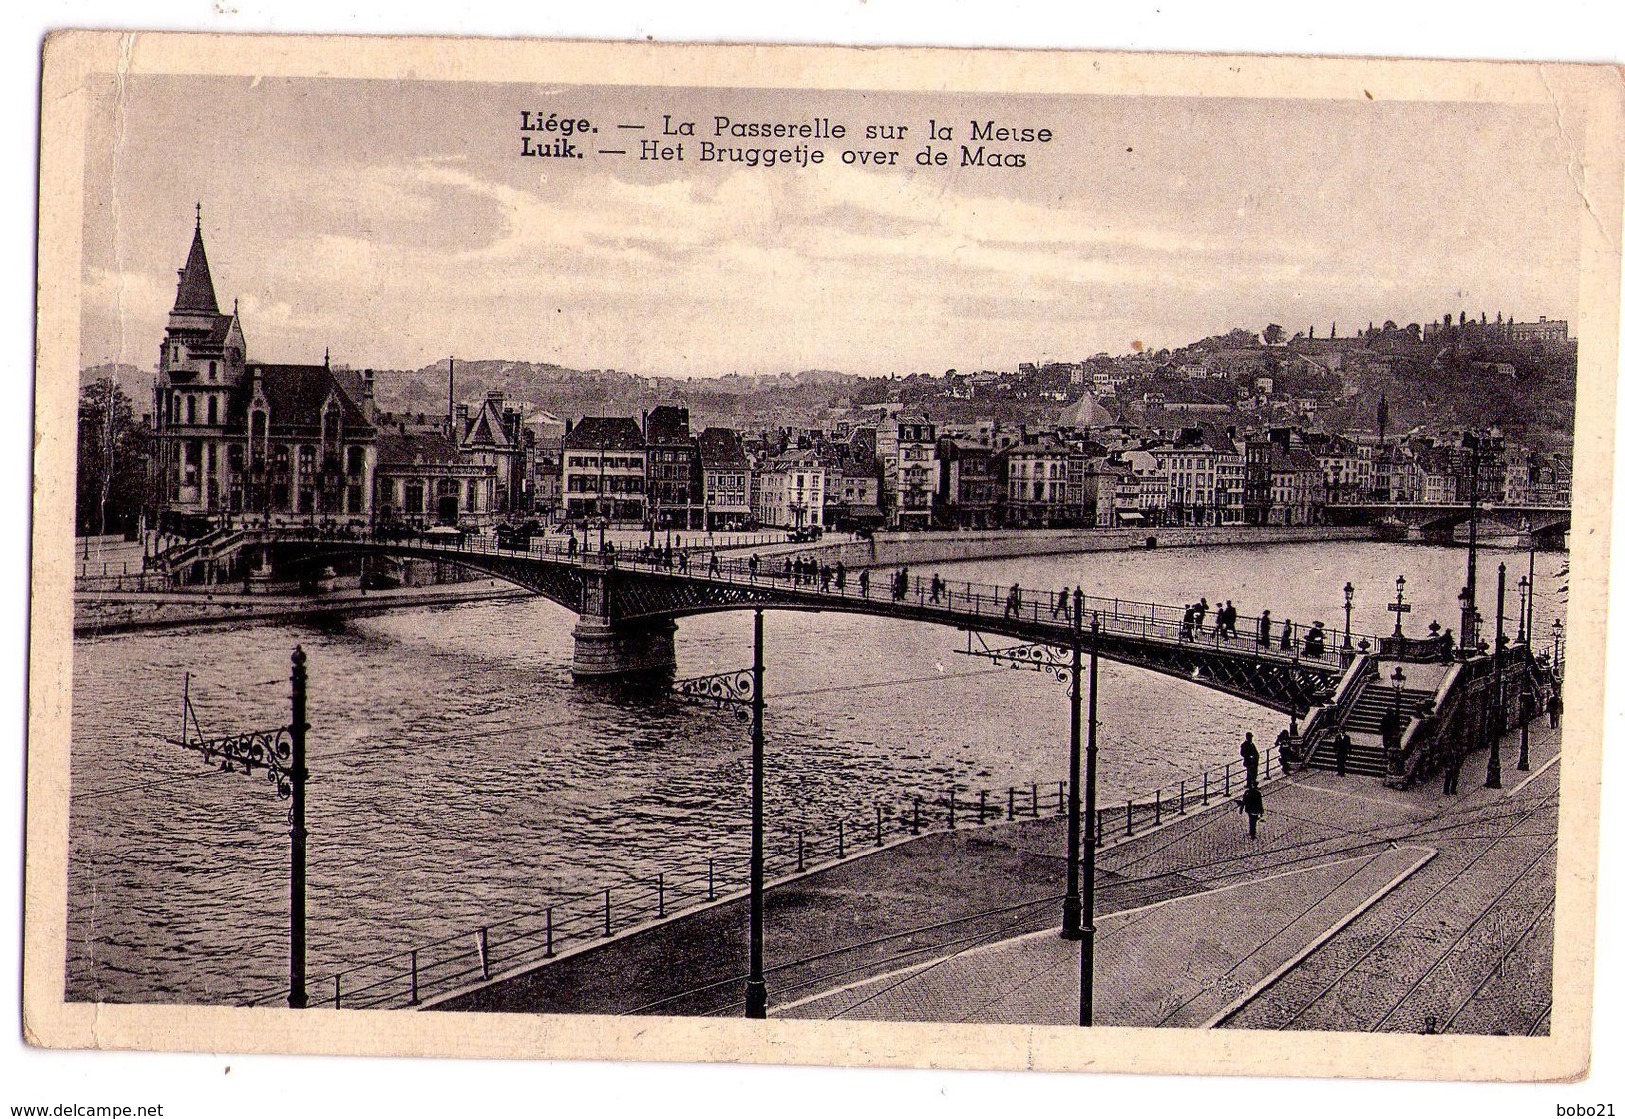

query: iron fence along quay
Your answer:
[236,744,1286,1011]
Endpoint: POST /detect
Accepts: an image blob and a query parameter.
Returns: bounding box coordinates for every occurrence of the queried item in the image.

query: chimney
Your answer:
[362,369,375,411]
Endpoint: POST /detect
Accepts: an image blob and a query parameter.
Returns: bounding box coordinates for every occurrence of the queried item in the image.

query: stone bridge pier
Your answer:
[570,565,678,678]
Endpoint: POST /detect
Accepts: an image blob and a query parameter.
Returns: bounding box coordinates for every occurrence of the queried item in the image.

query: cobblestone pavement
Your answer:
[444,721,1559,1035]
[775,722,1560,1033]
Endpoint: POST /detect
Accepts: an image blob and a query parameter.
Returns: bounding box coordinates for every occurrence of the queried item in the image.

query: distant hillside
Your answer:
[81,363,151,412]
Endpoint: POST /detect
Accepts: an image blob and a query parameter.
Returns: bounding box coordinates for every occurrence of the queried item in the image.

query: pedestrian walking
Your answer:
[1275,728,1294,775]
[1279,618,1295,652]
[1194,597,1209,632]
[930,573,943,604]
[1548,689,1563,728]
[1052,587,1066,619]
[1304,622,1326,659]
[859,568,870,598]
[709,551,720,577]
[1442,745,1462,794]
[748,552,760,581]
[1240,783,1265,839]
[1258,609,1272,649]
[834,560,846,591]
[1333,731,1351,776]
[1240,732,1260,785]
[898,566,910,601]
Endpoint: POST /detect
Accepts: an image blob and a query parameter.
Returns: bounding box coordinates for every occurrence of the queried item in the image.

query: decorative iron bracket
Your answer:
[671,667,756,718]
[169,725,298,800]
[958,630,1076,687]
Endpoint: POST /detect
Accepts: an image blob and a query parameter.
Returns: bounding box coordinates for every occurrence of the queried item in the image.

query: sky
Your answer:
[79,74,1587,378]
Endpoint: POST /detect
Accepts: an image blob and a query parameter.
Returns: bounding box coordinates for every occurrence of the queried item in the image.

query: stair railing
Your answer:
[1296,652,1374,767]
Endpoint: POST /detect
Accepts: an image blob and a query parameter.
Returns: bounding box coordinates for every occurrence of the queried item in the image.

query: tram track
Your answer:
[1224,784,1559,1031]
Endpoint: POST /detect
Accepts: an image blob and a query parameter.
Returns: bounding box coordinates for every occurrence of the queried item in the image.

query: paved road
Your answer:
[436,719,1560,1034]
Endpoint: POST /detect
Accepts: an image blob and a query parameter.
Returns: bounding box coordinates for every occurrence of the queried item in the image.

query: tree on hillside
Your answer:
[77,378,150,538]
[1262,323,1285,346]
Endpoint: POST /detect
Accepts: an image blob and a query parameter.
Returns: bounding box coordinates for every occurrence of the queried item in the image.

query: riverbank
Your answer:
[432,719,1559,1039]
[72,578,527,637]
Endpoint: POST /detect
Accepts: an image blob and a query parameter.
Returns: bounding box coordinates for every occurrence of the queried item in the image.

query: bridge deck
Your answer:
[205,529,1369,697]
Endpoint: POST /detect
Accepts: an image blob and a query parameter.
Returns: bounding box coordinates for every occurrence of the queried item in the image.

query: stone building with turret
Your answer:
[150,211,377,533]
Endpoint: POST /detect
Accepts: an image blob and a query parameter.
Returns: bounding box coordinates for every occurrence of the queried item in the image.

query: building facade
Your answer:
[562,416,647,524]
[151,216,377,533]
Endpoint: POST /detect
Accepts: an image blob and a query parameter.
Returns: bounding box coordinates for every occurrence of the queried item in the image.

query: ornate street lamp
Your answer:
[671,612,769,1018]
[1517,576,1530,644]
[1343,582,1355,650]
[1388,575,1411,639]
[169,647,310,1008]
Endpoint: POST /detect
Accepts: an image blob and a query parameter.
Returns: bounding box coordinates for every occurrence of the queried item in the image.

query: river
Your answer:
[65,539,1567,1005]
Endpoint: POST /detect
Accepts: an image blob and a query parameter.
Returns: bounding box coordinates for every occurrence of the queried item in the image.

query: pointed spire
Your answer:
[172,209,220,315]
[324,347,330,369]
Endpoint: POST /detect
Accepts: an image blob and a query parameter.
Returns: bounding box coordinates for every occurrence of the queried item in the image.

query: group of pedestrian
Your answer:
[1179,597,1249,642]
[1238,731,1265,838]
[890,566,912,602]
[1179,598,1210,641]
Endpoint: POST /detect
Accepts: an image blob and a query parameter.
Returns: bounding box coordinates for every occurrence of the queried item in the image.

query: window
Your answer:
[186,395,196,425]
[348,446,365,475]
[208,396,218,425]
[405,482,424,514]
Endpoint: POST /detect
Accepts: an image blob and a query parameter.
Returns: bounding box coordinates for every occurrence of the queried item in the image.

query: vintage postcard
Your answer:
[25,30,1623,1080]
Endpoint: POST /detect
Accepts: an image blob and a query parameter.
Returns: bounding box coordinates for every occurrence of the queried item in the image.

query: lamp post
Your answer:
[1079,613,1101,1027]
[1526,522,1537,645]
[1553,617,1564,679]
[169,646,309,1008]
[1061,586,1084,941]
[744,608,768,1019]
[1486,563,1506,790]
[1388,575,1411,639]
[1458,586,1473,660]
[1517,576,1530,644]
[1343,582,1355,650]
[1462,433,1482,650]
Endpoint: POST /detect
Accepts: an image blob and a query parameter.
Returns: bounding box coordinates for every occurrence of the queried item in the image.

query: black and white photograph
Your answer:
[20,27,1624,1091]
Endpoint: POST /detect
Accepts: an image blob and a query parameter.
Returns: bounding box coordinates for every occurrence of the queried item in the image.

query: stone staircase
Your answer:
[1308,677,1436,778]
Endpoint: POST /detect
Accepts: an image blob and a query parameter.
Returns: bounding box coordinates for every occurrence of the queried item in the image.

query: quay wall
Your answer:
[804,524,1376,570]
[73,579,526,637]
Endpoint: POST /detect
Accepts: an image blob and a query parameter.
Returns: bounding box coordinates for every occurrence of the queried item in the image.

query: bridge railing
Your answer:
[216,526,1374,669]
[227,743,1287,1012]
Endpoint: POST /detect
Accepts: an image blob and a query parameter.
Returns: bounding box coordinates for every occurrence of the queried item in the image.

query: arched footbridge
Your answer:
[157,526,1383,715]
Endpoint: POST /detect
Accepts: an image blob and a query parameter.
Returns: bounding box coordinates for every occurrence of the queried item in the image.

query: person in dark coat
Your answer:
[1333,731,1351,776]
[1240,783,1265,839]
[1549,689,1563,728]
[858,568,870,598]
[1442,744,1462,794]
[1240,732,1260,786]
[1258,610,1272,649]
